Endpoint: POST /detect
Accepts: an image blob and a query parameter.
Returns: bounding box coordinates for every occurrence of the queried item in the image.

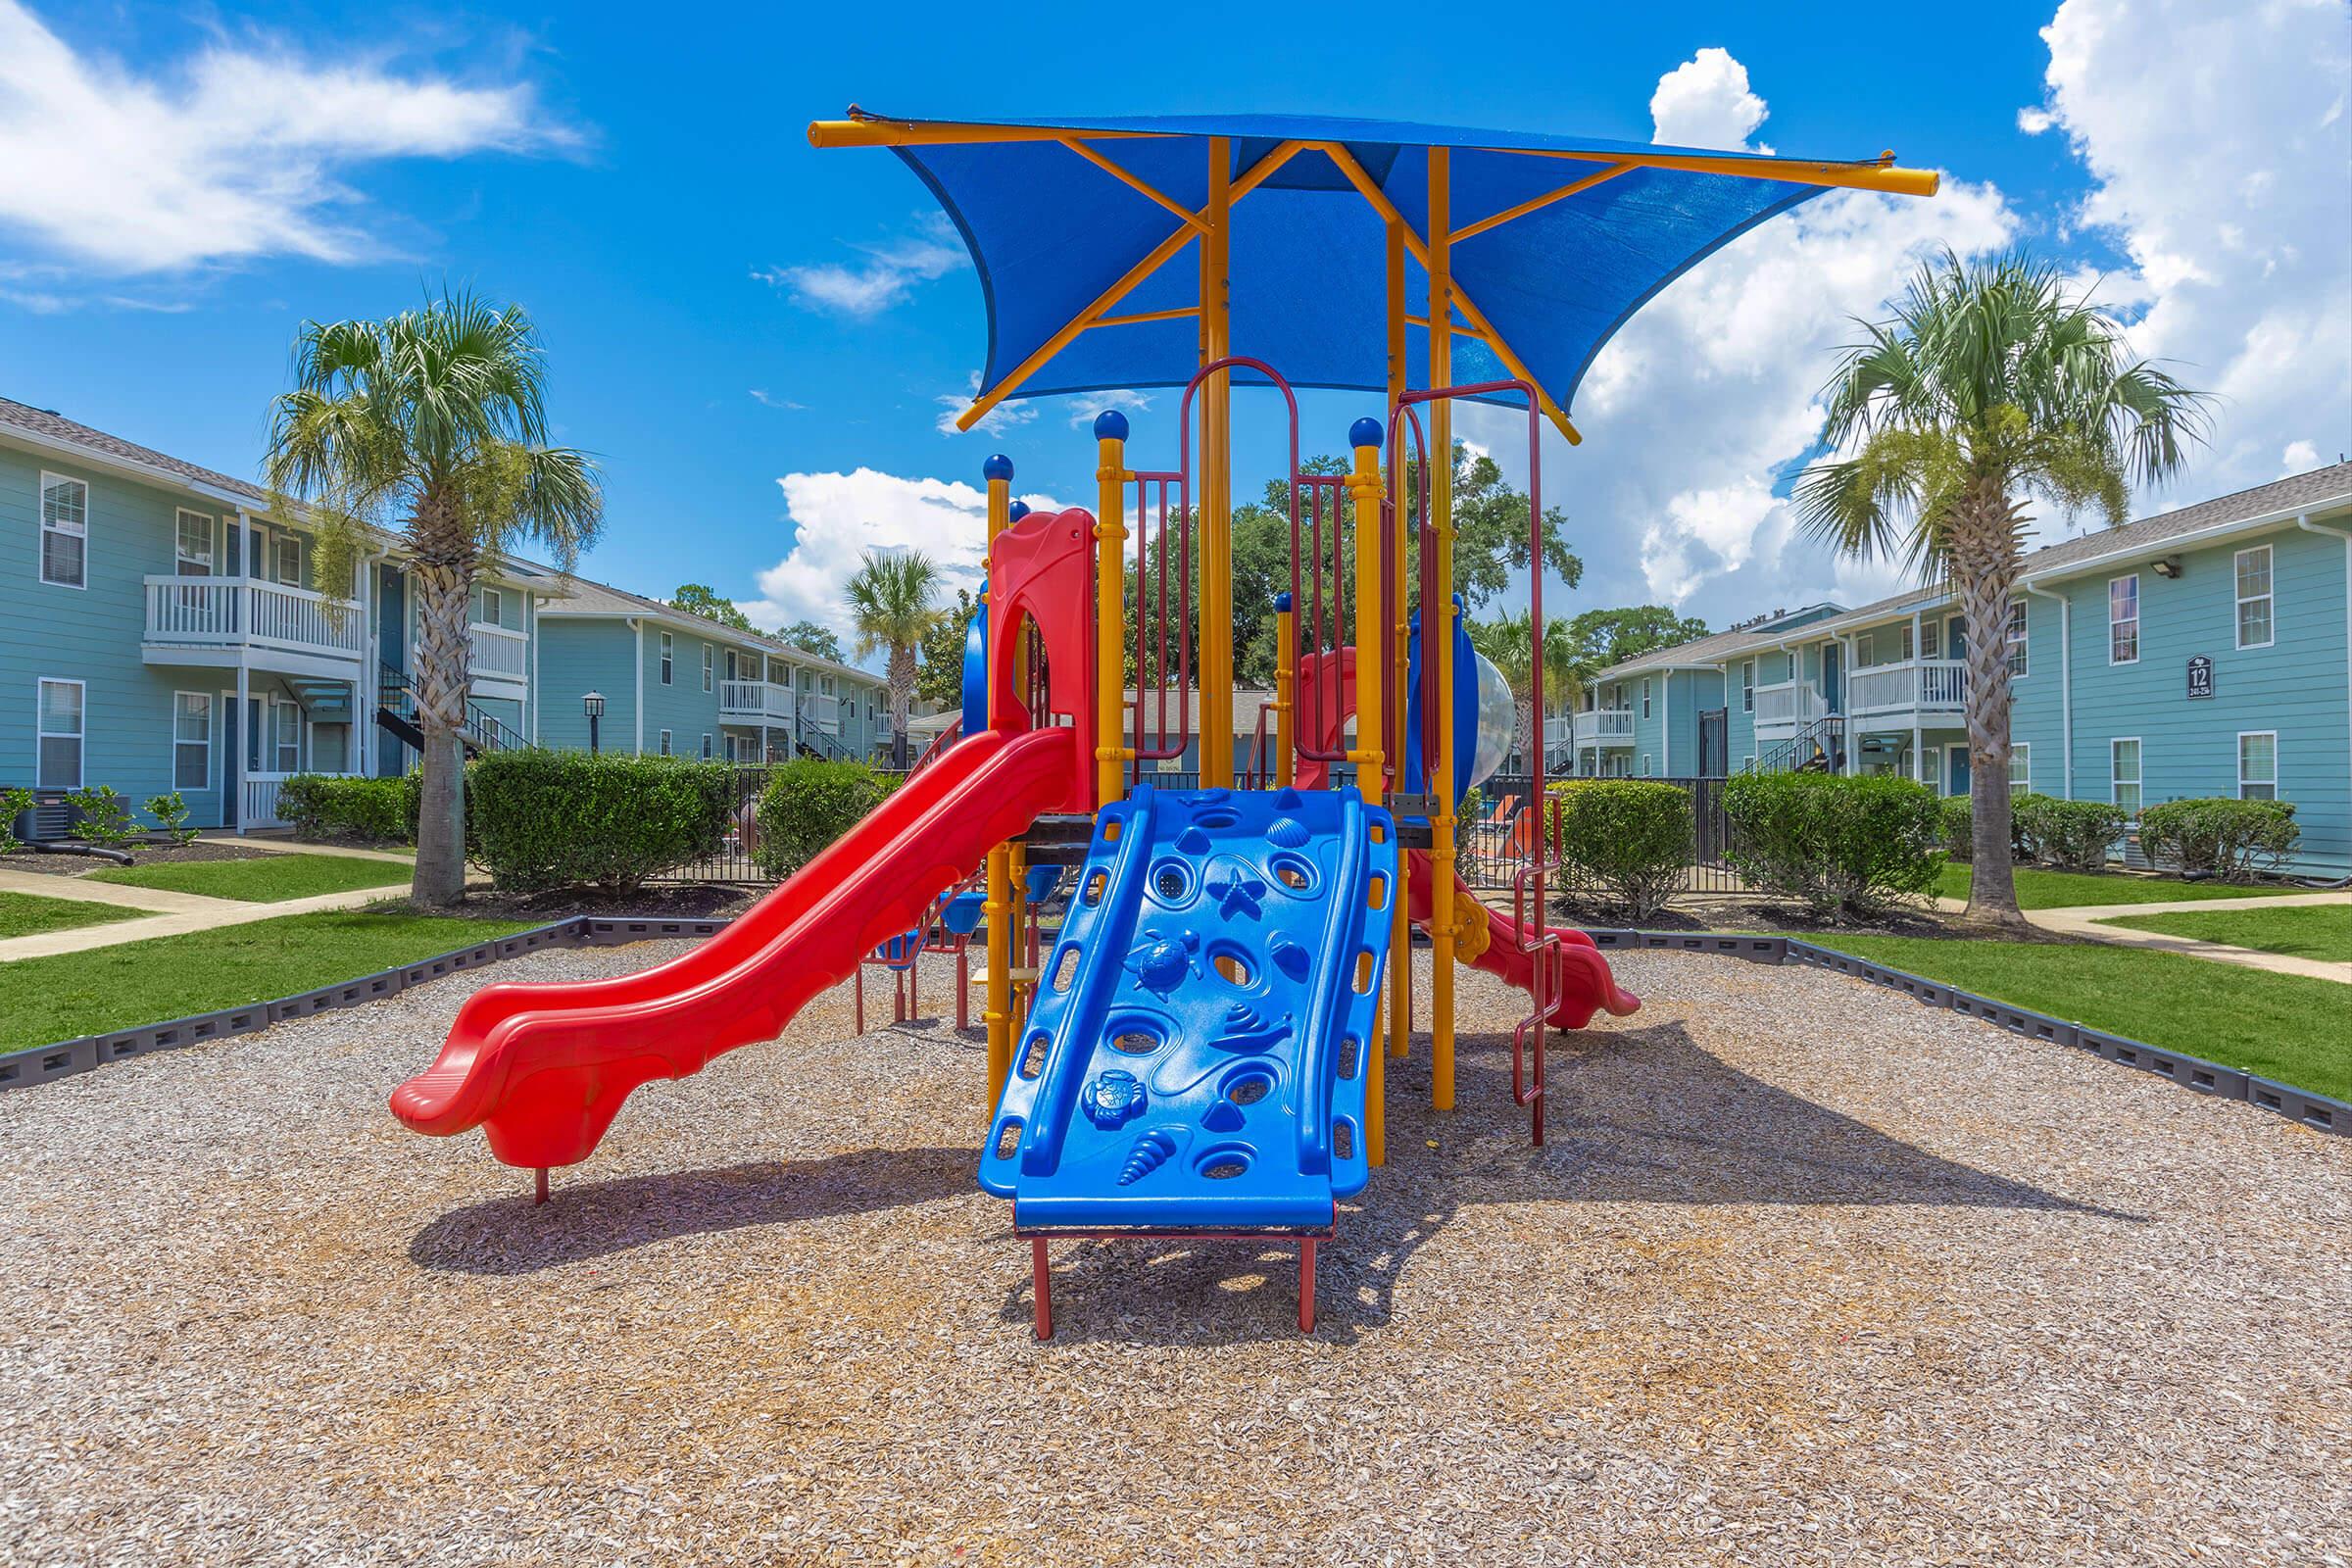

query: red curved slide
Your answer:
[392,726,1077,1169]
[1404,850,1641,1027]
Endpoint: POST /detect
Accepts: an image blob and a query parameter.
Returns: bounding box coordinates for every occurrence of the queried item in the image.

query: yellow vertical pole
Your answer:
[981,453,1016,1106]
[1094,413,1131,809]
[1198,135,1235,789]
[1384,218,1412,1062]
[1348,425,1387,1169]
[1428,149,1458,1112]
[1273,592,1296,788]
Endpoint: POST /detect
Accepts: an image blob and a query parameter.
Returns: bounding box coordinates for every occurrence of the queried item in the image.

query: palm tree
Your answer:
[266,292,603,906]
[1795,250,2208,931]
[1466,611,1581,776]
[845,549,943,765]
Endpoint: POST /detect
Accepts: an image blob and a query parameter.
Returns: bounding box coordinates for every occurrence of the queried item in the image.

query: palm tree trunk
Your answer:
[889,643,916,767]
[409,513,474,907]
[1513,697,1535,780]
[1949,477,2031,933]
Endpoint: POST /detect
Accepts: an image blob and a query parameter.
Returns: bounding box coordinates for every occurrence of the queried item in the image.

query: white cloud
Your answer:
[1649,47,1773,154]
[0,1,575,275]
[2021,0,2352,504]
[760,215,968,318]
[1064,389,1155,430]
[745,468,1058,653]
[748,389,805,411]
[936,370,1039,436]
[2281,439,2320,475]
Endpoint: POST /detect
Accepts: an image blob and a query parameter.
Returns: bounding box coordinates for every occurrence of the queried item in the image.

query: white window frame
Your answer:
[37,677,86,788]
[1641,753,1653,777]
[273,695,301,773]
[1740,661,1754,713]
[1856,631,1875,665]
[660,632,674,686]
[272,532,302,588]
[2004,601,2029,678]
[479,586,504,625]
[2237,730,2278,802]
[2110,737,2142,817]
[38,472,88,590]
[172,691,213,791]
[659,728,672,757]
[1640,679,1652,719]
[2108,574,2140,665]
[2010,742,2030,800]
[702,644,714,693]
[174,509,216,576]
[700,732,712,760]
[1921,619,1939,660]
[2233,545,2275,650]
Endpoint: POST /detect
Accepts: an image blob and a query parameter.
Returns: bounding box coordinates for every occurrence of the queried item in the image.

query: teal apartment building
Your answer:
[1564,465,2352,876]
[2,396,887,834]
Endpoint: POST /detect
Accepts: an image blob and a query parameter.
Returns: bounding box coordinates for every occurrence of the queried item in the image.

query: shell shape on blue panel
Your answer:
[978,784,1397,1231]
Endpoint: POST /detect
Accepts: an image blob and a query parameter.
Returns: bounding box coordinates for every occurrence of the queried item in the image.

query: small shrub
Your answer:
[1938,796,1972,862]
[2013,793,2127,871]
[0,784,31,855]
[280,773,422,846]
[66,785,138,847]
[755,759,891,877]
[1546,780,1693,921]
[1723,770,1945,919]
[2138,797,2299,882]
[470,749,732,894]
[145,792,198,846]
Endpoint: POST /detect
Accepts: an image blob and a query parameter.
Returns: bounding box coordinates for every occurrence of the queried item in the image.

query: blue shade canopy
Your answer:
[811,111,1935,432]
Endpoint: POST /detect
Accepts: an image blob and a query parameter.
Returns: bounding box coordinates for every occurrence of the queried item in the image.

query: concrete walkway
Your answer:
[0,857,419,964]
[196,832,415,864]
[1936,888,2352,983]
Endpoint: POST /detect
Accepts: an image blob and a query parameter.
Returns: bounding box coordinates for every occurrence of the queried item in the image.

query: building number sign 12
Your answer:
[2186,656,2214,700]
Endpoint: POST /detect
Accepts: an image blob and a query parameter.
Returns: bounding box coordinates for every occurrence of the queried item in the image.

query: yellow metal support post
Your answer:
[1198,135,1234,789]
[1348,426,1388,1168]
[1094,413,1131,809]
[1385,218,1412,1062]
[1273,593,1295,789]
[981,454,1016,1106]
[1428,150,1457,1112]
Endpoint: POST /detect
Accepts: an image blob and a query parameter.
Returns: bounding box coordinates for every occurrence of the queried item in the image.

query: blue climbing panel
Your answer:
[980,785,1398,1231]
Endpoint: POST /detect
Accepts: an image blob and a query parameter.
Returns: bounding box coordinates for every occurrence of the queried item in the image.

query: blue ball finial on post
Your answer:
[1348,416,1384,450]
[982,454,1015,482]
[1092,409,1130,442]
[1273,590,1293,612]
[1008,500,1031,522]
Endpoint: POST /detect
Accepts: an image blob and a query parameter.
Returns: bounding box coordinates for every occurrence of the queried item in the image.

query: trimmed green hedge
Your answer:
[754,760,891,878]
[1546,780,1692,920]
[280,773,422,847]
[1723,770,1945,918]
[2014,793,2127,872]
[469,750,733,894]
[2138,797,2299,882]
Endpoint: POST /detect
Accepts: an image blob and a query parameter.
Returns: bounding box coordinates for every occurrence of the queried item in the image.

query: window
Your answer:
[660,632,674,685]
[36,678,84,787]
[2005,601,2029,677]
[39,473,86,588]
[2010,742,2030,800]
[1921,620,1939,660]
[1740,754,1754,772]
[1856,632,1875,665]
[1641,680,1652,719]
[172,692,212,790]
[1740,661,1754,713]
[174,510,215,575]
[273,534,302,588]
[2108,575,2139,664]
[2235,546,2274,649]
[2238,732,2278,801]
[659,729,672,757]
[2111,738,2142,816]
[700,732,712,760]
[1641,753,1653,777]
[702,644,714,693]
[480,586,504,625]
[274,697,301,772]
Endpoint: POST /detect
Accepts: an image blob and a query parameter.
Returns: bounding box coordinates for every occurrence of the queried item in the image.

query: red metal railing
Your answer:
[1127,470,1188,783]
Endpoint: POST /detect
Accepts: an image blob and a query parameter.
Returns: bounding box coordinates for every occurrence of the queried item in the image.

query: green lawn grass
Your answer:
[0,910,534,1054]
[2099,905,2352,964]
[0,890,149,940]
[1935,863,2290,909]
[87,853,412,904]
[1807,934,2352,1101]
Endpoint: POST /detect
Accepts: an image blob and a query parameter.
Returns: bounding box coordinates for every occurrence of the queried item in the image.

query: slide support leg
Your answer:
[1031,1239,1054,1342]
[1298,1238,1317,1334]
[532,1167,548,1206]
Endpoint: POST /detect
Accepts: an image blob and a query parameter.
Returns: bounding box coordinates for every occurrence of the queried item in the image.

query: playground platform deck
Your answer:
[3,943,2344,1567]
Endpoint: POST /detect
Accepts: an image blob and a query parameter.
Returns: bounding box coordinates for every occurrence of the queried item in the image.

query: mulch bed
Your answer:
[1544,894,1958,942]
[396,883,765,922]
[0,841,274,878]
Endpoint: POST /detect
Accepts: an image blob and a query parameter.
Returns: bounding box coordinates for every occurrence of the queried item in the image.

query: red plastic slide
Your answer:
[391,725,1077,1169]
[1404,850,1641,1028]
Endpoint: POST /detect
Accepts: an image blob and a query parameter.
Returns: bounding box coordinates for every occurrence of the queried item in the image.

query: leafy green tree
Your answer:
[775,619,844,662]
[1466,611,1577,771]
[916,587,979,711]
[266,292,603,906]
[845,550,943,765]
[1795,249,2208,931]
[1561,606,1710,672]
[669,583,758,633]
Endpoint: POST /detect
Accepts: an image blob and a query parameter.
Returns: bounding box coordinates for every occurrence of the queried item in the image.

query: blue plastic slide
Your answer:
[980,785,1397,1230]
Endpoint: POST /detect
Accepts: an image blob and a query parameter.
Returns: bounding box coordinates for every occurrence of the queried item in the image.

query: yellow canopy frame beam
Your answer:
[1059,138,1209,233]
[1450,161,1635,244]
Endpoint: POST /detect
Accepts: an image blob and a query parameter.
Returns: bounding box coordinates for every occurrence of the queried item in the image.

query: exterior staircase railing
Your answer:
[376,661,524,756]
[1748,713,1845,775]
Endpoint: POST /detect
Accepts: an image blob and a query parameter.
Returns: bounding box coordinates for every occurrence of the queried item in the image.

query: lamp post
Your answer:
[582,690,605,756]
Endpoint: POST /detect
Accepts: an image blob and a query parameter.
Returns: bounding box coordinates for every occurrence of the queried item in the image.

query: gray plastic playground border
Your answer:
[2,914,2341,1142]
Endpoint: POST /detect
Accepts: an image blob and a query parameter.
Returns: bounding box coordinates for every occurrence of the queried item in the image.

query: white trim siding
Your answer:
[2233,545,2275,649]
[36,676,86,788]
[2237,731,2278,802]
[38,470,88,589]
[2108,574,2140,664]
[2110,736,2142,817]
[172,690,213,790]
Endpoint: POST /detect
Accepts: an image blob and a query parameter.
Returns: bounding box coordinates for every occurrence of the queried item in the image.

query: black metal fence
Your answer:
[1460,774,1741,897]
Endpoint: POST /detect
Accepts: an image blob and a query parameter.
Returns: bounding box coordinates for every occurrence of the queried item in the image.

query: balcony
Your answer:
[719,679,796,722]
[1845,659,1968,724]
[799,691,840,732]
[143,576,367,674]
[1752,680,1830,740]
[467,622,528,693]
[1572,709,1636,746]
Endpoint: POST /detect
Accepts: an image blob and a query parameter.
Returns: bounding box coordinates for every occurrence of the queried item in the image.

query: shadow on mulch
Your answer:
[374,883,766,921]
[1552,898,1957,941]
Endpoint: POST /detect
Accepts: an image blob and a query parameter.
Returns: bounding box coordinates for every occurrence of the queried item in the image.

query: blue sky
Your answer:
[2,0,2345,666]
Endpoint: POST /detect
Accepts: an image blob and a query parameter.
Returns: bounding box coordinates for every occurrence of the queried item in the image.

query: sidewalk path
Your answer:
[1936,887,2352,984]
[0,872,419,963]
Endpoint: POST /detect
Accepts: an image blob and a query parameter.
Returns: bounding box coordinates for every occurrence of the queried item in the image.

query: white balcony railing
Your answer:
[1573,709,1636,745]
[1846,658,1968,718]
[718,680,795,721]
[1752,680,1830,736]
[467,623,528,682]
[144,577,367,662]
[1543,711,1571,745]
[799,692,840,732]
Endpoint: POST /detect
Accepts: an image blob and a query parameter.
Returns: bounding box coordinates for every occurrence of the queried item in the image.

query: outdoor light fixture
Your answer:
[582,690,606,755]
[2152,557,2183,579]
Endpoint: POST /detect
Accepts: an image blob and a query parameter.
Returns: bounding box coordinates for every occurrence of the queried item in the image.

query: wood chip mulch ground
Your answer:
[2,945,2344,1567]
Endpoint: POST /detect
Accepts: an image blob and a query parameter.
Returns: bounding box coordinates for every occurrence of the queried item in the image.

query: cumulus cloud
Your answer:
[744,468,1058,653]
[0,1,576,276]
[1648,47,1773,153]
[935,370,1040,436]
[759,215,968,318]
[2021,0,2351,502]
